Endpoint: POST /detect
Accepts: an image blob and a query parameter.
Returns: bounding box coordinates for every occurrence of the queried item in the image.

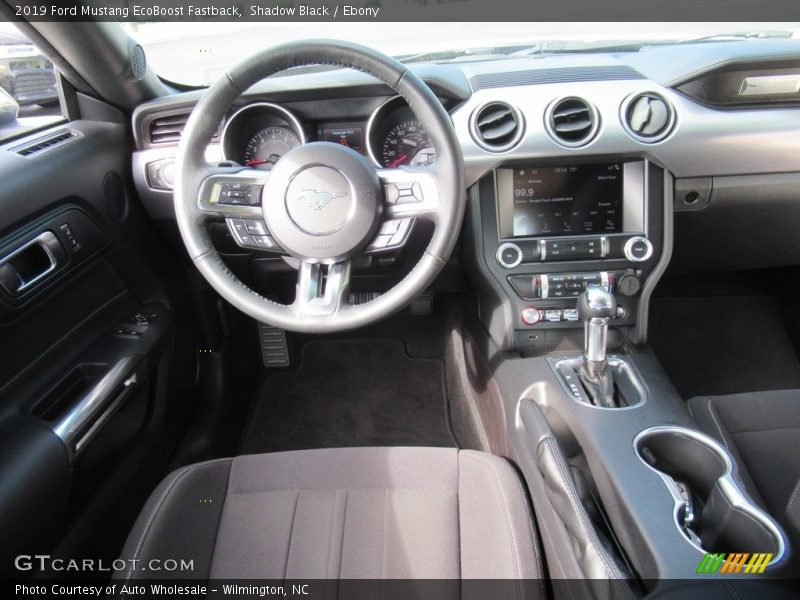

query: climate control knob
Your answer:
[496,243,523,269]
[624,236,653,262]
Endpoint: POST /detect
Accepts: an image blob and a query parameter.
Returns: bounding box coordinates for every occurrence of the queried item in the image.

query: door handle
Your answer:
[52,356,141,461]
[0,231,66,296]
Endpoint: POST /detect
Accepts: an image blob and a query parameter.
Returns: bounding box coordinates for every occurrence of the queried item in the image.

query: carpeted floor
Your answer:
[240,338,457,454]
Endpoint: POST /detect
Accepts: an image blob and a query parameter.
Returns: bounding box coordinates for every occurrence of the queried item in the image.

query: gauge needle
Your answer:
[245,159,269,166]
[388,154,409,168]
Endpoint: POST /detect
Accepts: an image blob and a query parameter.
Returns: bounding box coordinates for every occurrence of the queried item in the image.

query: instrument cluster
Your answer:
[220,97,437,171]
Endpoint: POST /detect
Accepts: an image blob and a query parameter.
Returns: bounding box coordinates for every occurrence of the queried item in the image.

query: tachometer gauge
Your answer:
[380,120,436,168]
[243,126,302,170]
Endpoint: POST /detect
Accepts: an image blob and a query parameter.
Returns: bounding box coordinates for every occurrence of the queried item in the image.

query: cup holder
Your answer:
[634,426,787,568]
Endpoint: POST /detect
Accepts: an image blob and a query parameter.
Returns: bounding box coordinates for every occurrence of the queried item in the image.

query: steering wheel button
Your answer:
[227,218,246,233]
[385,184,400,204]
[379,220,401,235]
[253,235,275,249]
[244,220,268,235]
[369,234,393,250]
[411,182,423,201]
[244,185,261,205]
[390,218,412,245]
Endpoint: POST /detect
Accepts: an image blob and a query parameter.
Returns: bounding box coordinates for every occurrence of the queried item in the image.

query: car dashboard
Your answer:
[131,38,800,352]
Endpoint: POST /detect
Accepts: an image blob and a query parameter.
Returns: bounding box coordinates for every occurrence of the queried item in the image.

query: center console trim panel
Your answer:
[633,425,787,566]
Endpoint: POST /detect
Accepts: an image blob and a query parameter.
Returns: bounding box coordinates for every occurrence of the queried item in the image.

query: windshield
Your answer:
[128,21,800,86]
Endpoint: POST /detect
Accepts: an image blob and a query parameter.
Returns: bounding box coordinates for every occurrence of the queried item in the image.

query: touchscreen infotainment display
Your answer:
[502,162,624,238]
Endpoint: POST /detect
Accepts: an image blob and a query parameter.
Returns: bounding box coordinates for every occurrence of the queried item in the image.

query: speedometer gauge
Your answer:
[243,127,302,170]
[380,120,436,168]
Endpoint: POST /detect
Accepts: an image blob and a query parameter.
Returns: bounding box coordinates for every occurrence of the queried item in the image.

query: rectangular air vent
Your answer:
[148,111,190,145]
[13,129,79,157]
[146,110,220,146]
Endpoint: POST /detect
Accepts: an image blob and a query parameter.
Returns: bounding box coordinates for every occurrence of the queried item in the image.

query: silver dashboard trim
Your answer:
[220,102,307,163]
[450,79,800,187]
[739,74,800,96]
[365,95,403,168]
[468,101,526,153]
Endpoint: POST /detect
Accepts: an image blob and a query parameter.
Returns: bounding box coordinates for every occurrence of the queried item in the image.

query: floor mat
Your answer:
[240,339,457,453]
[650,295,800,399]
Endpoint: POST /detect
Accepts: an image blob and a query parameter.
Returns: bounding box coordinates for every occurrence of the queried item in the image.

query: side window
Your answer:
[0,22,65,140]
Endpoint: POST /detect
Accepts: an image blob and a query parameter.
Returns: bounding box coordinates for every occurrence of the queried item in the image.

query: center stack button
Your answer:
[496,243,523,269]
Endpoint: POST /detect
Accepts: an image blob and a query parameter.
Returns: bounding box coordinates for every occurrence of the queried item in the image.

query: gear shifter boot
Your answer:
[578,359,618,408]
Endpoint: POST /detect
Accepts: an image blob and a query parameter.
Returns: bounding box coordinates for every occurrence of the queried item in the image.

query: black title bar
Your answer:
[2,0,800,22]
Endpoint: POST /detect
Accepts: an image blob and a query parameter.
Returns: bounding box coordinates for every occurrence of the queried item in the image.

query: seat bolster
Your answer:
[688,395,765,506]
[457,450,542,581]
[115,458,232,581]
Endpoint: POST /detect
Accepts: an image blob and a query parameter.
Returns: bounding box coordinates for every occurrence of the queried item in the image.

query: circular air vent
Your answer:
[469,102,524,152]
[622,92,675,143]
[545,97,599,148]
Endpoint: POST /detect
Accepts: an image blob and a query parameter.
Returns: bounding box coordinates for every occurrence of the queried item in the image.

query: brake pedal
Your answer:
[257,323,290,368]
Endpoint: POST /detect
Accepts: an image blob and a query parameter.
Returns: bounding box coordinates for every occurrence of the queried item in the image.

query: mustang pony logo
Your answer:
[295,188,346,210]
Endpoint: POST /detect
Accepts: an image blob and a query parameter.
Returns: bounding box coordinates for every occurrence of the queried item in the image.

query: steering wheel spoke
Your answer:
[294,260,352,317]
[377,167,441,220]
[197,166,270,219]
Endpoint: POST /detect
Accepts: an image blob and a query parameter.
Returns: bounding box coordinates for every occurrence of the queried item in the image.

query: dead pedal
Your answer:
[257,323,290,368]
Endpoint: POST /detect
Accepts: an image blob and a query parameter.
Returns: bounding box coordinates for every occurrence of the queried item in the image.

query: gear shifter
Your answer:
[577,285,618,408]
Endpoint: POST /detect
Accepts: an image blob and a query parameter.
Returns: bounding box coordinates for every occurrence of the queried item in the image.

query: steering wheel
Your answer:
[174,40,465,333]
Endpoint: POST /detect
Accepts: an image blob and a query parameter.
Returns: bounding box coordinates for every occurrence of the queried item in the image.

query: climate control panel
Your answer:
[508,270,642,301]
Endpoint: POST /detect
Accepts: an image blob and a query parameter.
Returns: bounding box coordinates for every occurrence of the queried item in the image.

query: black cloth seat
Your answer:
[689,390,800,563]
[116,447,543,588]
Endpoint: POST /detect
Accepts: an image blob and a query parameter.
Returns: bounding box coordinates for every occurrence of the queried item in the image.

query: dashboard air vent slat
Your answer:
[622,92,675,143]
[546,97,598,147]
[470,102,524,152]
[13,130,79,157]
[147,111,220,146]
[148,112,191,145]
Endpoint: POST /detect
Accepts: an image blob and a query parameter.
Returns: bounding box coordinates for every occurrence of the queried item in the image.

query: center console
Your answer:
[464,157,791,592]
[468,157,668,352]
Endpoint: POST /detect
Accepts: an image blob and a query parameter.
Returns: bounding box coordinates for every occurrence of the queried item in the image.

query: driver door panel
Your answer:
[0,119,181,575]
